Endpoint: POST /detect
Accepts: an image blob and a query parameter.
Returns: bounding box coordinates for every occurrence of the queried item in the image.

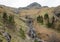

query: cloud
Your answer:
[0,0,60,8]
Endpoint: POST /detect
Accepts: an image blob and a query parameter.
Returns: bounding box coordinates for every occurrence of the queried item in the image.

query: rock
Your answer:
[2,32,11,42]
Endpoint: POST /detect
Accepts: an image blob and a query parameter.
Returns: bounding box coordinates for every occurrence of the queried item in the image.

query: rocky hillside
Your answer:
[0,2,60,42]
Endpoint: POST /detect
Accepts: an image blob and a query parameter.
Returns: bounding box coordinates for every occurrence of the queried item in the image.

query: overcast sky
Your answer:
[0,0,60,8]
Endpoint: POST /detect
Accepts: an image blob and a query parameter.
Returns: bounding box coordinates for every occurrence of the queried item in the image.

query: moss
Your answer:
[34,39,38,42]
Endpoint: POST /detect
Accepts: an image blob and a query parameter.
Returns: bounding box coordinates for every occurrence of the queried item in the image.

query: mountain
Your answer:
[0,3,60,42]
[27,2,41,9]
[18,2,41,9]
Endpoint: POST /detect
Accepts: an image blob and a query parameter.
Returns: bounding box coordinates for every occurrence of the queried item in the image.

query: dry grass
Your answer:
[0,6,60,42]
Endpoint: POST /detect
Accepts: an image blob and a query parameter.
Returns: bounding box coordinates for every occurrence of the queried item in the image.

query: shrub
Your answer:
[37,15,43,24]
[46,22,52,28]
[44,13,49,25]
[8,15,15,24]
[44,13,49,20]
[44,13,53,28]
[2,12,8,22]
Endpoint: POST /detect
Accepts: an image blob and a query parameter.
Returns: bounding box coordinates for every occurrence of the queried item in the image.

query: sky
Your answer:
[0,0,60,8]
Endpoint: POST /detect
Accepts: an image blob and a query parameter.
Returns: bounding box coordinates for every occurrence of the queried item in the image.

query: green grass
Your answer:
[19,28,26,39]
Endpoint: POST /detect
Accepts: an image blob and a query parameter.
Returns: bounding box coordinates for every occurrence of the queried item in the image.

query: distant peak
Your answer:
[27,2,41,9]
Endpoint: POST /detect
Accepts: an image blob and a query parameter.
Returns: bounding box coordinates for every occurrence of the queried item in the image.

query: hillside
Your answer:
[0,2,60,42]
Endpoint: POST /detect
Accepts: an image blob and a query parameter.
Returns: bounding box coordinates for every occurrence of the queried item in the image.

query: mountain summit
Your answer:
[27,2,41,9]
[18,2,41,9]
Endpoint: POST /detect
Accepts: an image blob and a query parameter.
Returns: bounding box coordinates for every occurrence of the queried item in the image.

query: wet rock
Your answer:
[2,32,11,42]
[28,28,37,38]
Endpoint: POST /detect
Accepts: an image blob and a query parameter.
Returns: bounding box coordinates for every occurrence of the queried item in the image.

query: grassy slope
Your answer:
[0,6,60,42]
[19,7,60,41]
[0,7,29,42]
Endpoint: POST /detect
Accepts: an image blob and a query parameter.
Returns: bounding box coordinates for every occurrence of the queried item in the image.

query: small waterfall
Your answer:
[25,18,44,42]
